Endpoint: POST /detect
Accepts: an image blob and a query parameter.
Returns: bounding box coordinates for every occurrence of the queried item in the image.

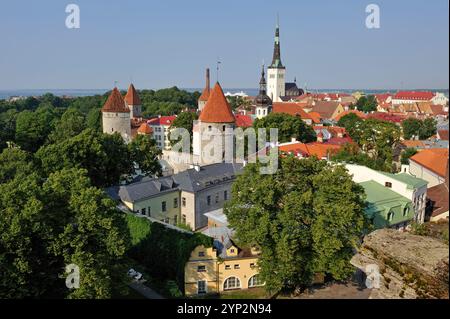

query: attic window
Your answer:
[385,182,392,188]
[198,252,205,257]
[403,207,409,217]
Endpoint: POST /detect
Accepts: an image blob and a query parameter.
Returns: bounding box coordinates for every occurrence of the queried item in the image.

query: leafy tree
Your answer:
[86,107,102,132]
[128,134,162,177]
[253,113,316,144]
[355,95,377,113]
[401,118,422,140]
[227,96,252,111]
[36,129,133,187]
[48,108,87,143]
[15,105,59,152]
[331,142,388,171]
[0,168,131,298]
[401,147,418,165]
[0,147,36,184]
[419,118,437,140]
[225,157,368,293]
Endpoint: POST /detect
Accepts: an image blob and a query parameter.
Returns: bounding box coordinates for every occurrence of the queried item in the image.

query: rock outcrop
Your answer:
[351,229,449,299]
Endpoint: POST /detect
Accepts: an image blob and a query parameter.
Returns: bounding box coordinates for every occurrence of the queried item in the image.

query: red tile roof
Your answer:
[438,130,449,141]
[393,91,434,101]
[368,112,406,123]
[273,102,320,123]
[147,116,176,126]
[334,110,367,122]
[410,148,449,178]
[101,87,130,113]
[279,142,341,159]
[137,123,153,134]
[235,114,253,128]
[124,83,142,105]
[199,82,235,123]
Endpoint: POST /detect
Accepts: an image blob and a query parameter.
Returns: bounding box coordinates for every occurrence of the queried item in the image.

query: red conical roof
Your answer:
[199,82,235,123]
[124,83,142,105]
[137,122,153,134]
[102,88,130,113]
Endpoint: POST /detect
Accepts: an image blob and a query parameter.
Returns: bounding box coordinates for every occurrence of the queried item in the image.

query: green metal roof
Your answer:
[360,181,414,229]
[379,172,428,189]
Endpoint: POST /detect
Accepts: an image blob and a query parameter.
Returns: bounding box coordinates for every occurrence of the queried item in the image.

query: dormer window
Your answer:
[198,252,205,257]
[385,182,392,188]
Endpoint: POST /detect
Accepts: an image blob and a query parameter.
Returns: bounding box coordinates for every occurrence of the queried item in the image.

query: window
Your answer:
[197,280,206,294]
[207,196,211,206]
[164,218,170,224]
[385,182,392,188]
[197,265,206,273]
[148,207,151,216]
[208,126,212,132]
[173,198,178,208]
[248,275,263,288]
[174,215,177,225]
[182,214,186,224]
[234,264,240,269]
[223,277,241,290]
[403,207,409,217]
[162,201,166,212]
[223,125,226,132]
[225,265,231,270]
[141,208,146,215]
[387,212,394,222]
[182,197,186,207]
[250,263,255,269]
[230,249,235,254]
[198,251,205,257]
[224,191,228,201]
[215,193,219,204]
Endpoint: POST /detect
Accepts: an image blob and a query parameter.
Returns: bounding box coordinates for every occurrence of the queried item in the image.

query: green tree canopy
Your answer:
[48,108,87,143]
[253,113,317,144]
[401,147,418,165]
[401,118,437,140]
[0,147,36,184]
[355,95,377,113]
[128,134,162,177]
[225,157,368,293]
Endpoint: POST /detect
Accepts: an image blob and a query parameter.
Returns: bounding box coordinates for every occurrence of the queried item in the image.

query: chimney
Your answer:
[291,137,297,143]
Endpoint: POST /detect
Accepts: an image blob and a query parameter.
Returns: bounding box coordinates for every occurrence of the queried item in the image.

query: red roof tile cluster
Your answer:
[334,110,367,122]
[279,142,342,159]
[235,114,253,128]
[410,148,449,178]
[367,112,406,123]
[137,123,153,134]
[393,91,434,101]
[199,82,235,123]
[147,116,177,126]
[438,130,449,141]
[101,87,130,113]
[273,102,320,123]
[124,84,142,106]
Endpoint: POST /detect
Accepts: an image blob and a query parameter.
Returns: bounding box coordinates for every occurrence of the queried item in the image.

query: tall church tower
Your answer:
[267,22,286,102]
[255,65,272,119]
[101,87,131,142]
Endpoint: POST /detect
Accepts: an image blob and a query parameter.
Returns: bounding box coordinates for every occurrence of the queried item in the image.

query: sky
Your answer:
[0,0,448,90]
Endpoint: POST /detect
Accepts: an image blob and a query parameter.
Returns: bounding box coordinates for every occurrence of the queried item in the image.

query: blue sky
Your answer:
[0,0,448,90]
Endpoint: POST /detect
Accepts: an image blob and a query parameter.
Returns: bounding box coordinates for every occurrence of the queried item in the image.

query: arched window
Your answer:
[387,212,394,222]
[223,277,241,290]
[248,275,264,288]
[403,207,409,217]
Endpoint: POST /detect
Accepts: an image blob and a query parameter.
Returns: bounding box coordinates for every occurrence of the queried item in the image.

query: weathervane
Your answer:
[216,59,221,83]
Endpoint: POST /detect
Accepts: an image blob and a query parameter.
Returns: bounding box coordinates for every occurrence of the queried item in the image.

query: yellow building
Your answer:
[184,240,264,296]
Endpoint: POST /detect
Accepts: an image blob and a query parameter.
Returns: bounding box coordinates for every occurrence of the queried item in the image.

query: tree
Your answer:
[0,147,36,184]
[402,118,437,140]
[401,147,418,165]
[169,111,198,148]
[36,129,133,187]
[253,113,316,144]
[48,108,87,143]
[355,95,377,113]
[128,134,162,177]
[402,118,422,140]
[86,107,102,132]
[15,104,59,152]
[0,168,131,298]
[225,157,368,293]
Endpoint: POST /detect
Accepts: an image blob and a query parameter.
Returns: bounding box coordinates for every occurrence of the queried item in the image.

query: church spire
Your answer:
[270,18,284,69]
[259,64,267,94]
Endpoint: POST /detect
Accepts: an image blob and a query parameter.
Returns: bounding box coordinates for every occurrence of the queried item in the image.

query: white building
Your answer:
[345,164,428,224]
[266,23,285,102]
[148,115,176,150]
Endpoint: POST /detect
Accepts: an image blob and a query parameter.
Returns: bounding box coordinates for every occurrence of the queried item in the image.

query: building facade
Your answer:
[148,116,176,150]
[266,23,286,102]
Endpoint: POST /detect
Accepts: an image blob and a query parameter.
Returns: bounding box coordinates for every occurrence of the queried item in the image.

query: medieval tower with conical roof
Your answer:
[193,82,236,164]
[267,21,286,102]
[124,83,142,119]
[101,87,132,142]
